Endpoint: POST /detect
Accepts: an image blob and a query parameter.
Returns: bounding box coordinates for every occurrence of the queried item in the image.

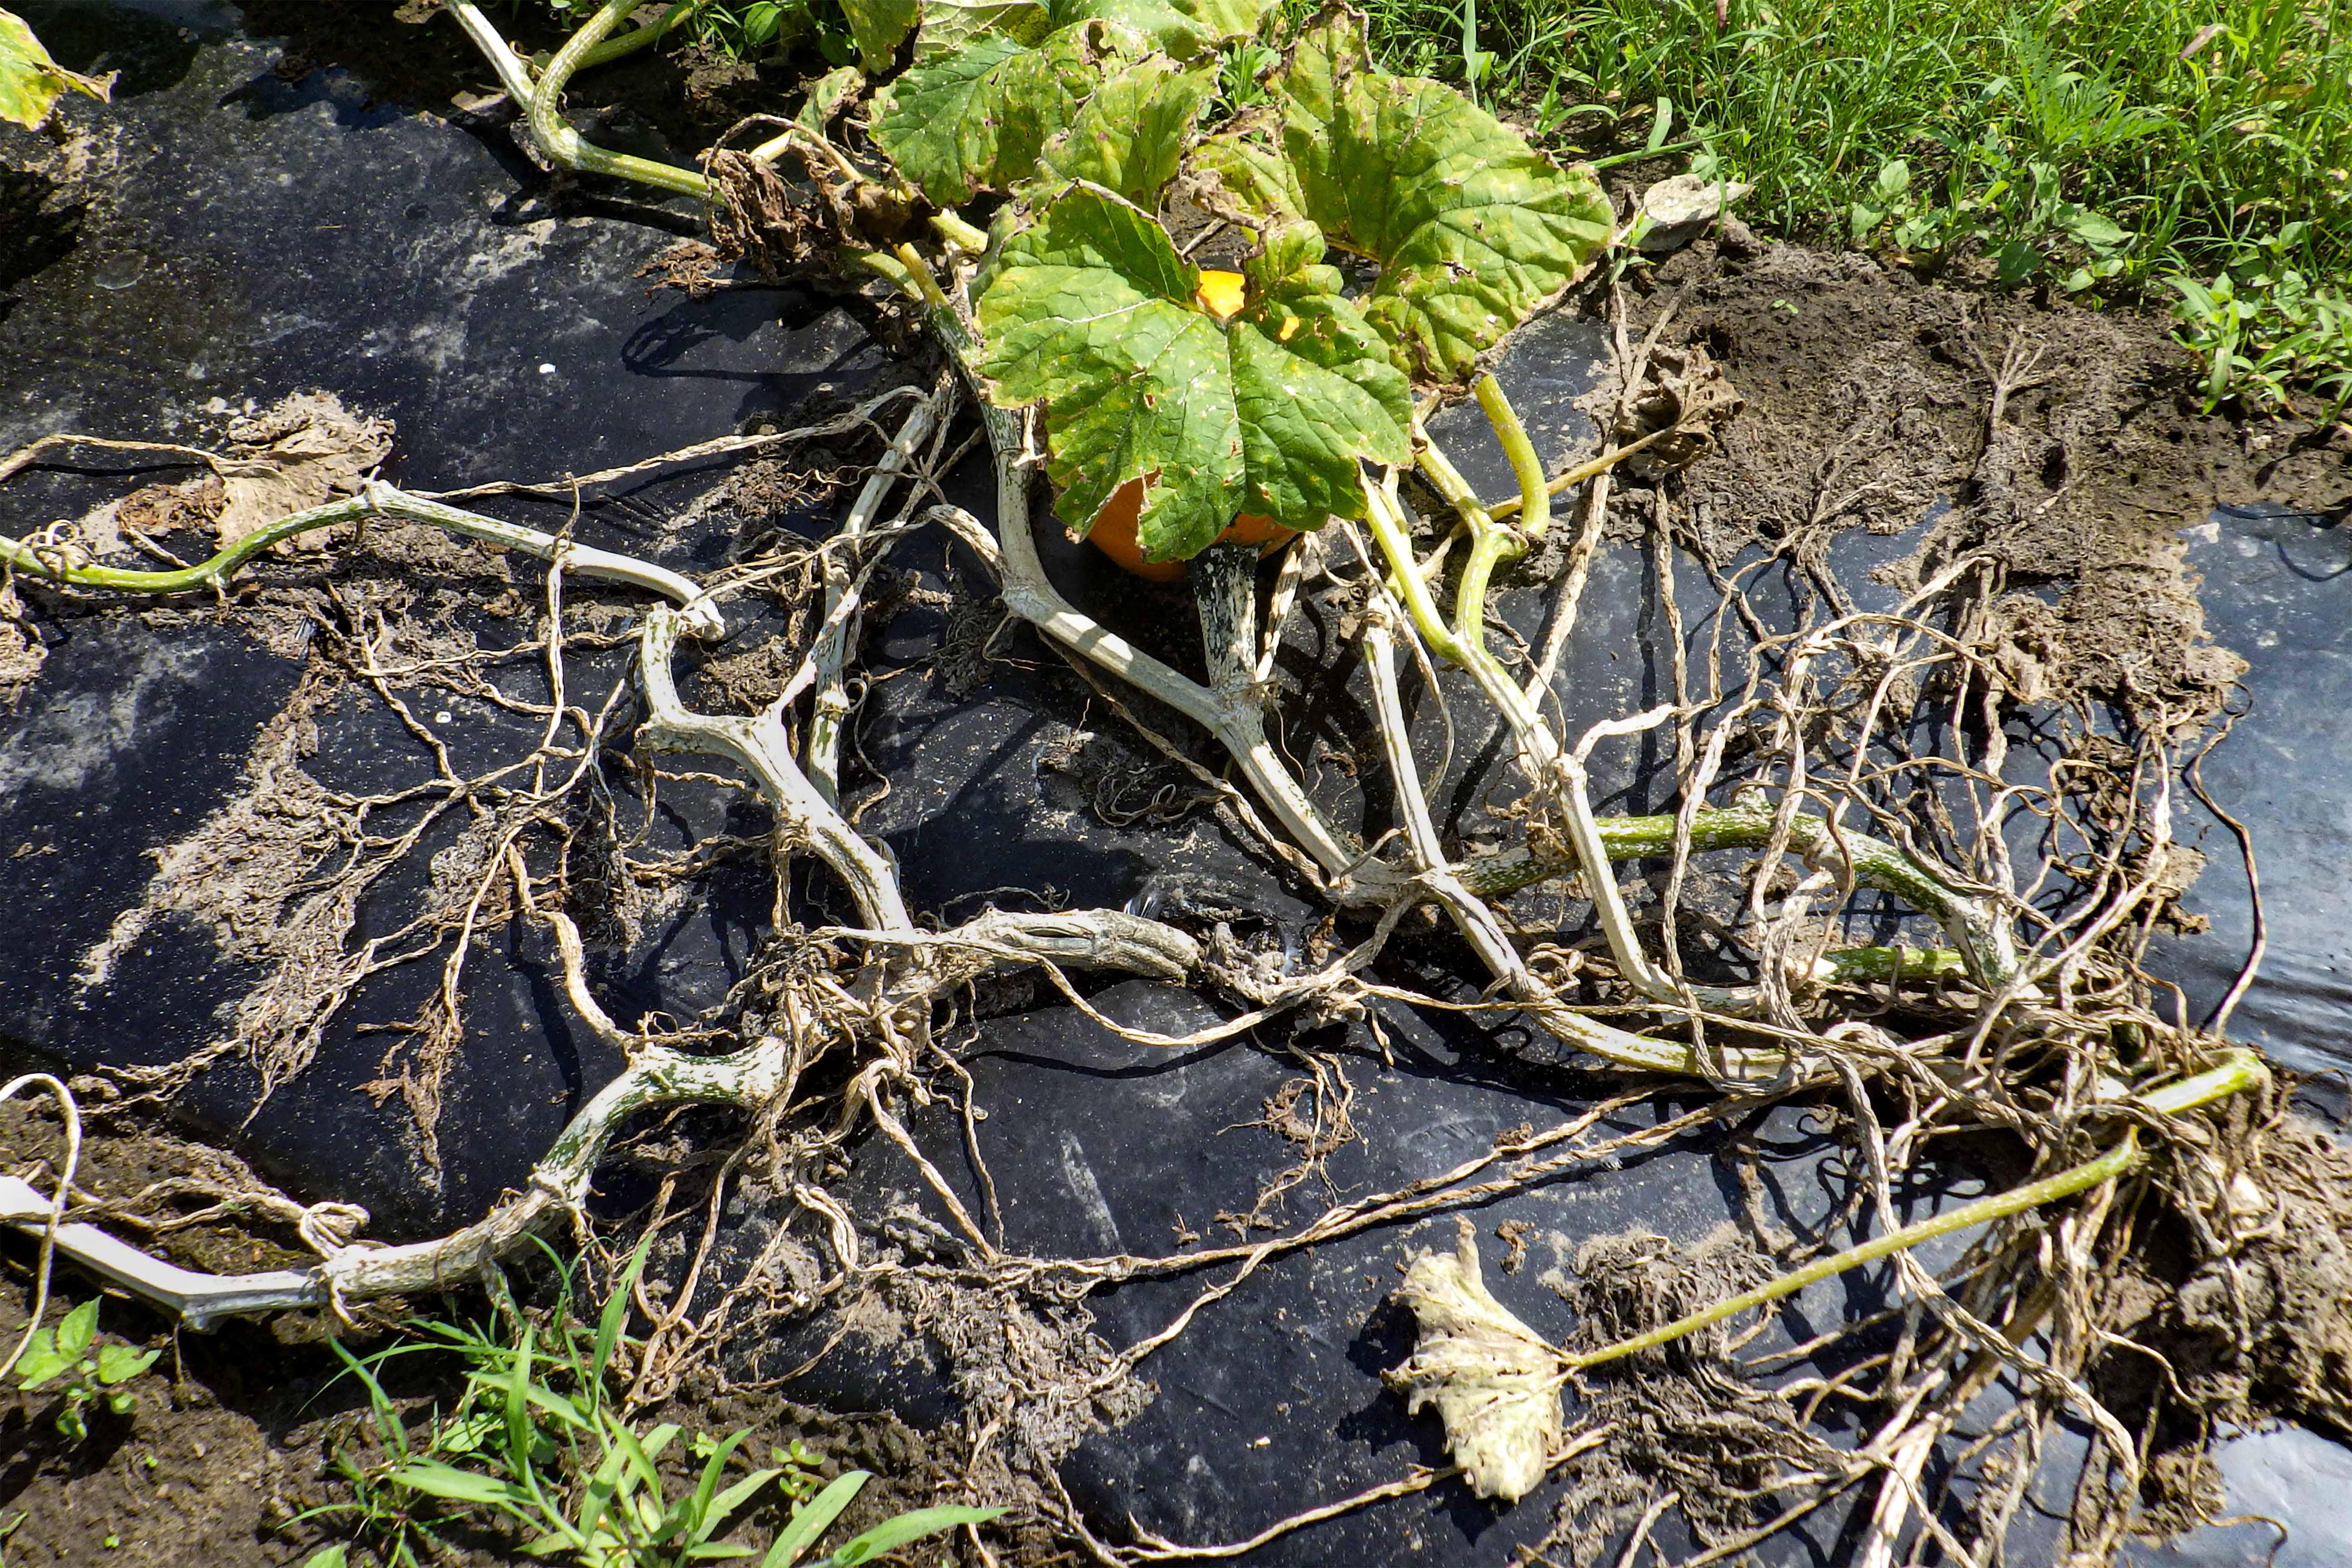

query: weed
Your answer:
[300,1243,996,1567]
[9,1299,160,1442]
[1348,0,2352,406]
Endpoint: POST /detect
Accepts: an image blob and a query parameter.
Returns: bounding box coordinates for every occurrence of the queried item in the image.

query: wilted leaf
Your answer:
[0,8,112,131]
[1191,9,1612,382]
[838,0,918,70]
[911,0,1052,59]
[792,64,866,133]
[977,183,1410,563]
[214,390,394,550]
[1385,1217,1562,1502]
[1047,0,1274,57]
[872,22,1130,206]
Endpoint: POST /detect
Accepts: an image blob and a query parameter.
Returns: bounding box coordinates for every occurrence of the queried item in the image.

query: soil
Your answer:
[0,1093,985,1568]
[1616,229,2352,723]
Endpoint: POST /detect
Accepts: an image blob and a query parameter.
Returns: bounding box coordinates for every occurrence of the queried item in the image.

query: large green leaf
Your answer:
[1192,10,1612,382]
[1031,56,1213,206]
[1046,0,1274,57]
[872,22,1129,206]
[911,0,1052,60]
[0,7,109,130]
[978,185,1411,563]
[840,0,918,70]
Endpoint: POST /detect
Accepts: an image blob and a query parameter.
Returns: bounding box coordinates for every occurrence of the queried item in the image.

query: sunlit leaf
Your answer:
[53,1299,98,1363]
[912,0,1052,59]
[978,183,1410,563]
[1032,55,1213,205]
[1191,8,1612,382]
[94,1343,159,1386]
[872,22,1133,206]
[1046,0,1273,57]
[761,1470,870,1567]
[825,1505,1004,1564]
[388,1461,534,1509]
[12,1334,70,1391]
[0,8,111,131]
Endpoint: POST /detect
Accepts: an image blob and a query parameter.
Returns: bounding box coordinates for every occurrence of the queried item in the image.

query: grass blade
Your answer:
[825,1505,1004,1564]
[761,1470,869,1568]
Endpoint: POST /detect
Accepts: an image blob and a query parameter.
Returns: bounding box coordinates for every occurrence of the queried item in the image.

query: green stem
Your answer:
[524,0,710,200]
[1476,376,1550,542]
[1487,426,1675,523]
[1819,945,1968,983]
[1563,1049,2270,1370]
[1362,475,1469,666]
[572,0,696,70]
[1459,806,2018,989]
[931,211,991,255]
[2,482,721,635]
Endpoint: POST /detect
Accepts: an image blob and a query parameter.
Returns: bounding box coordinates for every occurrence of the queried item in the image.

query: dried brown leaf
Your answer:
[1387,1215,1563,1502]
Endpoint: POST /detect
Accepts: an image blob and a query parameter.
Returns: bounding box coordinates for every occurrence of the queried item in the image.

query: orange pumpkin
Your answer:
[1083,478,1295,582]
[1073,270,1298,581]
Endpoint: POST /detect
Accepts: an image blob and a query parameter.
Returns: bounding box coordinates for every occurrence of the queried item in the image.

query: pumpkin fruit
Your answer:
[1074,269,1299,582]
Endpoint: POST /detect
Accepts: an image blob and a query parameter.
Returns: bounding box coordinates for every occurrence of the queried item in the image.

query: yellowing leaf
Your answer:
[1047,0,1274,58]
[873,22,1134,206]
[1385,1218,1562,1502]
[1,7,112,130]
[911,0,1053,60]
[839,0,918,71]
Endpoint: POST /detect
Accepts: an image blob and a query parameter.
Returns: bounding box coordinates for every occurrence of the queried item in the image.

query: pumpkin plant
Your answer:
[0,1,2276,1554]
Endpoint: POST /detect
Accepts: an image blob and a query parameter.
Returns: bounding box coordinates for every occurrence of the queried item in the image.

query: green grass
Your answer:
[1351,0,2352,412]
[294,1241,996,1568]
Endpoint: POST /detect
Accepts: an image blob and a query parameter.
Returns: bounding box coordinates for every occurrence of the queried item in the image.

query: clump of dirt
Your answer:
[73,670,369,1105]
[1625,237,2352,720]
[851,1267,1153,1471]
[2092,1106,2352,1538]
[1536,1225,1842,1566]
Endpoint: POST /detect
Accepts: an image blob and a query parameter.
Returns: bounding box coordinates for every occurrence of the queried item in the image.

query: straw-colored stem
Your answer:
[3,482,722,638]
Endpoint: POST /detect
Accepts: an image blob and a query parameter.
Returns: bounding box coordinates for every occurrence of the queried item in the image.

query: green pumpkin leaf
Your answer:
[911,0,1052,59]
[838,0,918,70]
[1032,56,1213,206]
[978,184,1410,564]
[1192,9,1612,382]
[0,8,111,131]
[872,22,1130,206]
[1045,0,1274,57]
